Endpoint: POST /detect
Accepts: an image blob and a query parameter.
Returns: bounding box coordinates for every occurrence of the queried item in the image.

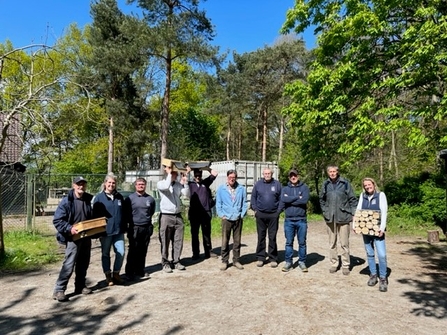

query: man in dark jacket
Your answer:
[279,169,310,272]
[52,176,93,302]
[187,167,218,259]
[319,165,358,275]
[251,168,281,268]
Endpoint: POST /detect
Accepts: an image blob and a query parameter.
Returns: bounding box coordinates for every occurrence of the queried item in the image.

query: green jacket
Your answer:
[319,177,358,224]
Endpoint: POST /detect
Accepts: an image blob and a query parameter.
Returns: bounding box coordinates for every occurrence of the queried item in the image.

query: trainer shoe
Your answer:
[220,262,228,271]
[175,262,186,270]
[329,267,337,273]
[270,261,278,268]
[233,262,244,270]
[367,274,378,286]
[163,264,173,273]
[379,278,388,292]
[342,268,350,275]
[53,291,68,302]
[256,261,264,267]
[282,262,292,272]
[299,263,308,272]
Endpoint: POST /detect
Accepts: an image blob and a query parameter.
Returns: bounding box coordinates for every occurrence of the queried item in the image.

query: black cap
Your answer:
[193,168,202,174]
[73,176,87,184]
[288,169,299,177]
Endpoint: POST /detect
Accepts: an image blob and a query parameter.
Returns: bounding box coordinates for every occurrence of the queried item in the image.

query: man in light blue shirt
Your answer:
[216,169,247,271]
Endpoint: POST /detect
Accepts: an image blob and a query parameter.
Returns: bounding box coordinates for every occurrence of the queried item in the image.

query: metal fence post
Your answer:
[26,174,33,230]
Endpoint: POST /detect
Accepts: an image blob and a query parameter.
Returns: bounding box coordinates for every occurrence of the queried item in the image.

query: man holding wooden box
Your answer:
[52,176,94,302]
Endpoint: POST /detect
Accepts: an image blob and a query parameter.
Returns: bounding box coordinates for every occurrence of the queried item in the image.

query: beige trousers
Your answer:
[326,221,350,268]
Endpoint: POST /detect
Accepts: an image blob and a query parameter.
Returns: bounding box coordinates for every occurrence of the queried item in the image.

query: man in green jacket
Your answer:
[319,166,357,275]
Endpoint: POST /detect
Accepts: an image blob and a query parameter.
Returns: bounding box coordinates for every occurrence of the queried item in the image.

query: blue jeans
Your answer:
[363,234,387,278]
[100,233,125,273]
[284,219,307,264]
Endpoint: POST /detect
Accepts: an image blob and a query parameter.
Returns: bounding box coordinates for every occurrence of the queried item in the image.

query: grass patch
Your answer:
[0,230,61,273]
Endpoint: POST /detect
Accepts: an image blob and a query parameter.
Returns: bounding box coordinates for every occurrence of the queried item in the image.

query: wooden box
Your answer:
[353,210,381,235]
[73,217,106,241]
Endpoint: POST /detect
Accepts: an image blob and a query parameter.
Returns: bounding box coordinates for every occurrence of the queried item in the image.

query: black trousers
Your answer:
[189,211,213,257]
[255,212,279,262]
[125,224,153,276]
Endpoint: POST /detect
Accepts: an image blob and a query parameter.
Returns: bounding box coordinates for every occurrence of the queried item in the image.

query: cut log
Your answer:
[427,230,439,244]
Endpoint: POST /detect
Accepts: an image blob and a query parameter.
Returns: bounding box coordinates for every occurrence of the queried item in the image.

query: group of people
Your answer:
[250,165,389,292]
[52,164,389,302]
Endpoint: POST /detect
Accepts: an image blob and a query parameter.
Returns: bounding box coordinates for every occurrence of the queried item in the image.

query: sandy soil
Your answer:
[0,220,446,335]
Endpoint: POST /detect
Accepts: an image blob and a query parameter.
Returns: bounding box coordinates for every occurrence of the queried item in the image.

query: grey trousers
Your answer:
[54,238,91,292]
[159,213,184,265]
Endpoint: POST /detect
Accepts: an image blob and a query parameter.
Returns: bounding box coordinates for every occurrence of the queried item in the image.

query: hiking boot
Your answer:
[299,263,308,272]
[175,262,186,270]
[379,278,388,292]
[105,272,114,286]
[342,268,350,275]
[53,291,68,302]
[367,274,378,287]
[233,262,244,270]
[282,262,292,272]
[256,260,264,267]
[220,262,228,271]
[113,272,125,285]
[329,267,337,273]
[270,261,278,268]
[74,287,92,295]
[163,264,173,273]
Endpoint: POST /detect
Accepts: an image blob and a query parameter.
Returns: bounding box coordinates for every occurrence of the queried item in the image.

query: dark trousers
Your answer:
[159,213,184,265]
[190,211,212,257]
[125,224,153,276]
[221,218,243,263]
[255,212,279,262]
[54,238,91,292]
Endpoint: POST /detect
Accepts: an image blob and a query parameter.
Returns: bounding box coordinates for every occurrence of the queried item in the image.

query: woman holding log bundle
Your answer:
[355,177,388,292]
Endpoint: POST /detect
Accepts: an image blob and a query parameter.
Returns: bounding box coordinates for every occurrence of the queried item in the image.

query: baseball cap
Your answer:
[288,169,299,177]
[73,176,87,184]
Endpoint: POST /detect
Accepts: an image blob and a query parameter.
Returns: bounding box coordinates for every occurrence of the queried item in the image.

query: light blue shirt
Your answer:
[216,182,248,221]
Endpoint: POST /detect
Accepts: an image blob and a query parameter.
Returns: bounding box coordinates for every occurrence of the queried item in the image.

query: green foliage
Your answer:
[0,231,61,272]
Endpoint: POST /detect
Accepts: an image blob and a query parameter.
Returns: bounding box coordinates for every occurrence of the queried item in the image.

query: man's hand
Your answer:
[165,165,172,174]
[186,165,191,174]
[210,169,218,177]
[70,226,78,235]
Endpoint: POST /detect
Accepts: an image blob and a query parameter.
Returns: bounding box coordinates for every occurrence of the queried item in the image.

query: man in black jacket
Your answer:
[251,168,282,268]
[52,176,93,302]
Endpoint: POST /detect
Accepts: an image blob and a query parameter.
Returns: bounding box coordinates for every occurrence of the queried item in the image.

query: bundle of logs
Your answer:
[353,210,381,235]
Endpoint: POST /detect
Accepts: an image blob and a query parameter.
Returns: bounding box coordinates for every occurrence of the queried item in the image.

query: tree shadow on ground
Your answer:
[0,289,153,334]
[396,241,447,319]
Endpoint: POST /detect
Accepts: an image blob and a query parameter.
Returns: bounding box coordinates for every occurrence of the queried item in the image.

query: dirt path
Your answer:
[0,220,446,335]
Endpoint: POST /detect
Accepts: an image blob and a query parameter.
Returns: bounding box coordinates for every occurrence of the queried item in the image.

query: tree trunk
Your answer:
[160,50,172,168]
[107,116,114,174]
[261,106,267,162]
[278,116,284,162]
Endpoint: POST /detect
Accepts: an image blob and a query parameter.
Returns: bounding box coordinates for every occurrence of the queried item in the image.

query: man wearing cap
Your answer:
[52,176,94,302]
[250,168,282,268]
[187,167,218,260]
[279,169,310,272]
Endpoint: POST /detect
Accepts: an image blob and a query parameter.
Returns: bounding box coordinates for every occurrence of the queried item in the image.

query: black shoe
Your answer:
[53,291,68,302]
[192,254,200,260]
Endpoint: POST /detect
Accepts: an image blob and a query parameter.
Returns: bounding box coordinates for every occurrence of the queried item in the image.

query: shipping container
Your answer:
[208,160,279,202]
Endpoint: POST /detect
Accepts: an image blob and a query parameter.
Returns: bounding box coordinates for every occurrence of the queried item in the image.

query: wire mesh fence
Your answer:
[1,172,164,232]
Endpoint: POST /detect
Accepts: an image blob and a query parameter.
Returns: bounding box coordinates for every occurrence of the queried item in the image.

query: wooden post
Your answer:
[427,230,440,244]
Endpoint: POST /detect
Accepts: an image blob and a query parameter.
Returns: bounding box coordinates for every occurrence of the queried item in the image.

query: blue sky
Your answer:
[0,0,316,53]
